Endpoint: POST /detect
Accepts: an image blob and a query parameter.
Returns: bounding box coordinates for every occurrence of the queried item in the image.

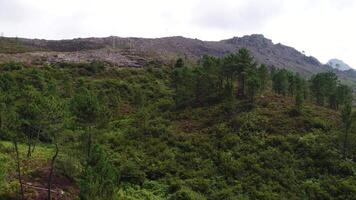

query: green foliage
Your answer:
[70,87,106,127]
[272,69,289,96]
[169,187,206,200]
[257,64,269,91]
[231,110,269,134]
[80,145,118,200]
[222,48,257,98]
[246,73,260,103]
[172,67,196,108]
[341,102,353,158]
[174,58,185,68]
[310,72,340,107]
[295,74,305,113]
[195,56,222,105]
[0,62,24,71]
[173,49,266,108]
[0,154,5,188]
[0,58,355,200]
[117,182,169,200]
[0,102,21,141]
[336,84,353,108]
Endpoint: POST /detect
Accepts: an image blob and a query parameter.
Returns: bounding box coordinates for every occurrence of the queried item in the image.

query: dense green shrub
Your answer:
[0,56,355,200]
[0,154,6,188]
[80,145,118,200]
[231,110,269,134]
[0,62,24,71]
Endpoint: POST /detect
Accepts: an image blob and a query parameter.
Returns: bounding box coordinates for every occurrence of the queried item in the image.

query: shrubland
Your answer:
[0,49,355,200]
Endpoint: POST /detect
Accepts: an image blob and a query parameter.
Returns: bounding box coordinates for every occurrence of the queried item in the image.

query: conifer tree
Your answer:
[246,73,261,103]
[70,88,101,159]
[272,69,289,96]
[257,64,269,91]
[341,102,353,159]
[174,58,184,68]
[80,145,118,200]
[295,74,305,113]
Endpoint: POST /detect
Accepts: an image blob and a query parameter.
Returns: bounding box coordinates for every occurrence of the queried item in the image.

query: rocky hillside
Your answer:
[0,35,355,82]
[327,59,353,71]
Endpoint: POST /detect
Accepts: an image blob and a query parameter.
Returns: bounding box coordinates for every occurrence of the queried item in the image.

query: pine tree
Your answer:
[0,102,24,200]
[70,88,102,158]
[335,84,352,110]
[341,102,353,159]
[172,67,195,108]
[246,73,261,103]
[310,72,338,106]
[295,74,305,113]
[272,69,289,96]
[39,95,66,200]
[257,64,269,91]
[222,49,256,99]
[235,48,256,98]
[174,58,184,68]
[195,56,222,104]
[287,72,297,96]
[80,145,118,200]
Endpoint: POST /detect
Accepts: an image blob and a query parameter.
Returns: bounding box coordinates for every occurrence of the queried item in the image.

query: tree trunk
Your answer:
[87,127,92,159]
[27,132,33,158]
[237,74,246,98]
[14,141,25,200]
[343,129,349,159]
[27,141,32,158]
[32,129,41,153]
[48,140,59,200]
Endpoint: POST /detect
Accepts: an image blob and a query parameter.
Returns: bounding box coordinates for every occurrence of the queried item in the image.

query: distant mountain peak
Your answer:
[327,59,352,71]
[0,34,354,80]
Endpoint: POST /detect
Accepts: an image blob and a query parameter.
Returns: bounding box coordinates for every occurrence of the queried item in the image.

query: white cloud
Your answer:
[0,0,355,68]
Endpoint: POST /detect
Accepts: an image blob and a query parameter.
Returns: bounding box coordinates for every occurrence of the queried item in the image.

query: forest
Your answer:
[0,48,355,200]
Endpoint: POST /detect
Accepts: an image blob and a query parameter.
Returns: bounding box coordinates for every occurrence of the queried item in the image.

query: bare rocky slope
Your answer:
[327,59,353,71]
[0,34,355,84]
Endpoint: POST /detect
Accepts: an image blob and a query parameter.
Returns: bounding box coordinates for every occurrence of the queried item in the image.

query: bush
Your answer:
[1,62,24,71]
[231,111,269,134]
[0,155,5,188]
[169,187,206,200]
[56,154,82,181]
[80,145,118,200]
[119,160,146,185]
[118,182,168,200]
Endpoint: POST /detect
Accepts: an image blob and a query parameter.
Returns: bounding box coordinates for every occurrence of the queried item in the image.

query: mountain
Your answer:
[1,35,356,199]
[0,34,355,83]
[327,59,353,71]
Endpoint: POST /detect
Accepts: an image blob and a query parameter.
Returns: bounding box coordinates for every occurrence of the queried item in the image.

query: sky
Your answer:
[0,0,355,68]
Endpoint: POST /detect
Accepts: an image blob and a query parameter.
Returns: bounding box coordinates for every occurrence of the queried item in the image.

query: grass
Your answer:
[0,141,53,158]
[0,141,61,199]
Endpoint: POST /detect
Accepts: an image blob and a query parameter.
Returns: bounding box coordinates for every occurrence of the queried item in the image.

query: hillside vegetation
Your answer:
[0,49,355,200]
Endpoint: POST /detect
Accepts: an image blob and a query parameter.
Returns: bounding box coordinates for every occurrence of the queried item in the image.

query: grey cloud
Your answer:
[191,0,285,31]
[0,0,37,22]
[328,0,355,10]
[304,0,355,10]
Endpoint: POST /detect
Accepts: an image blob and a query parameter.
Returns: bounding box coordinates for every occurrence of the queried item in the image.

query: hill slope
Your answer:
[1,35,356,86]
[0,63,355,199]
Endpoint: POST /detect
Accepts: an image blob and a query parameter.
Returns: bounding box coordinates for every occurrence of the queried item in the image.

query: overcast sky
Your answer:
[0,0,355,68]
